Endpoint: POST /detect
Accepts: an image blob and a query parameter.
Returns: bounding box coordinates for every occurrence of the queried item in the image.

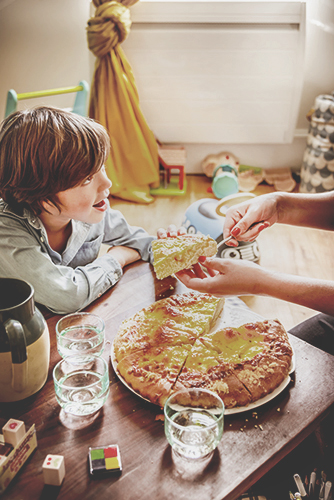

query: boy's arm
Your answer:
[101,207,155,263]
[0,218,123,314]
[107,246,141,267]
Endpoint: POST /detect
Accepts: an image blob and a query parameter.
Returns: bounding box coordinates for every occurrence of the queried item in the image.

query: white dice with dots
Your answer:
[2,419,26,447]
[42,454,65,486]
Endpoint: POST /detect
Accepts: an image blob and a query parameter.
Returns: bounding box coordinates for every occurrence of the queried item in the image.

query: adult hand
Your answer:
[157,224,187,239]
[175,257,266,297]
[223,192,281,245]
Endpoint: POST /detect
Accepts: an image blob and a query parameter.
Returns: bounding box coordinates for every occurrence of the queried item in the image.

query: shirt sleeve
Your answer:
[101,208,156,263]
[0,217,124,314]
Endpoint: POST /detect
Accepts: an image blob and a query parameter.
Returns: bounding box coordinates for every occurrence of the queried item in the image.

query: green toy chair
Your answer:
[4,80,89,118]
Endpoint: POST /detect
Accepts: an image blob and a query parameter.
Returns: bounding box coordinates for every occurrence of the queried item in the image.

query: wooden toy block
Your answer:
[0,443,13,458]
[2,419,26,447]
[0,441,13,467]
[42,454,65,486]
[0,424,37,495]
[88,445,122,476]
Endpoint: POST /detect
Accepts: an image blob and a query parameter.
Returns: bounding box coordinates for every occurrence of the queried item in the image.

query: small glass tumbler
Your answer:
[53,355,110,429]
[164,388,224,460]
[56,312,105,358]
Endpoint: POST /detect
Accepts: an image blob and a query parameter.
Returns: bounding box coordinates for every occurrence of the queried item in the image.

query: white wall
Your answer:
[0,0,91,116]
[0,0,333,173]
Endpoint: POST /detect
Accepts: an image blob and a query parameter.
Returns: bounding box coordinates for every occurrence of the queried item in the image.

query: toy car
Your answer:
[182,197,260,262]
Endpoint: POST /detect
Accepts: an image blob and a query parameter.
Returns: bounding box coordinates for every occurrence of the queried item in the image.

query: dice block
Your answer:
[42,454,65,486]
[2,419,26,447]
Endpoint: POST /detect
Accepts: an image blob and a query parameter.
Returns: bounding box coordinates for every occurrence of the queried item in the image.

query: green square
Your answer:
[90,449,104,460]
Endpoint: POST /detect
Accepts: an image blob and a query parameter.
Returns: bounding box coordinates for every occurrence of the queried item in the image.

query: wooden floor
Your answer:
[109,175,334,332]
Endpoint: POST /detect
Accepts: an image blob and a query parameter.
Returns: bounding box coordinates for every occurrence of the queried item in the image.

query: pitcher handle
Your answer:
[4,319,28,392]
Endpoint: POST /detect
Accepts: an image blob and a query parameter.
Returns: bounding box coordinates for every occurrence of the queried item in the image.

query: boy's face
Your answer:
[45,166,112,225]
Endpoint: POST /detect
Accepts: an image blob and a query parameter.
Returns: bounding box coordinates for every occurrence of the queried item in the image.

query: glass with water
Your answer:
[53,355,109,429]
[164,388,224,460]
[56,312,105,358]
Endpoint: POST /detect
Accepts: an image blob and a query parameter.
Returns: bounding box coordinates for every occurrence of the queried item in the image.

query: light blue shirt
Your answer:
[0,200,155,314]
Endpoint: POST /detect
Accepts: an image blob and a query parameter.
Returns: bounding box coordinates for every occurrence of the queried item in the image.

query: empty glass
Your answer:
[56,312,105,359]
[164,388,224,460]
[53,355,109,429]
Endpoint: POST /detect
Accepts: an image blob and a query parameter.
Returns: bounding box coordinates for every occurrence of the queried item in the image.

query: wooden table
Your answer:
[1,261,334,500]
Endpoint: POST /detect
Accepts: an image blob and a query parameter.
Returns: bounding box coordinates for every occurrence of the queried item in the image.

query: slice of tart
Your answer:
[116,344,192,407]
[173,339,252,409]
[152,235,217,279]
[113,292,224,362]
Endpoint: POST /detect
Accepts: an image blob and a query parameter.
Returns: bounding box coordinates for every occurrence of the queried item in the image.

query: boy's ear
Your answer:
[41,199,58,214]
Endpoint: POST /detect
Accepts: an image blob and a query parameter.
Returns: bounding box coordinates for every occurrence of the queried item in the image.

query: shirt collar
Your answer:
[1,200,43,229]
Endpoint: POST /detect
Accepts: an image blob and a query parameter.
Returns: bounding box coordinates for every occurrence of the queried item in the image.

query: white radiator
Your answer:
[122,0,306,144]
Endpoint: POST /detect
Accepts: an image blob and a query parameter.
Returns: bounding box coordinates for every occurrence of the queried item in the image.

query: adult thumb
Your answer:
[232,213,266,238]
[203,257,226,272]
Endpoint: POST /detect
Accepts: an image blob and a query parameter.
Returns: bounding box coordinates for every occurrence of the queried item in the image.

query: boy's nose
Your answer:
[99,169,112,191]
[104,176,112,191]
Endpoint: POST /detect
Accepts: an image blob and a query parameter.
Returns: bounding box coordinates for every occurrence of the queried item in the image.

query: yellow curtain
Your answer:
[87,0,159,204]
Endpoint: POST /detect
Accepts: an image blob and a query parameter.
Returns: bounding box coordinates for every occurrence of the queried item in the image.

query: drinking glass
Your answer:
[56,312,105,358]
[164,388,224,460]
[53,355,110,429]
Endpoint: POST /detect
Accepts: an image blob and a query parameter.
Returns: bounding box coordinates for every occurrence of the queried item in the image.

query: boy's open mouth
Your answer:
[93,199,106,209]
[93,199,108,212]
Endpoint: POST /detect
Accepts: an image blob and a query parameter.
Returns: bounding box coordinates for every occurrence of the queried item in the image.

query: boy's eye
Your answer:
[82,176,93,185]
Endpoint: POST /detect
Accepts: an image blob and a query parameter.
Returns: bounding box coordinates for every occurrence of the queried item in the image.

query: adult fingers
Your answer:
[166,224,178,237]
[157,224,185,238]
[177,226,187,236]
[231,220,270,241]
[157,228,167,239]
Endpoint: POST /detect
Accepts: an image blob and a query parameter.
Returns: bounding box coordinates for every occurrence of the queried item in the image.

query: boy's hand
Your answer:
[157,224,187,239]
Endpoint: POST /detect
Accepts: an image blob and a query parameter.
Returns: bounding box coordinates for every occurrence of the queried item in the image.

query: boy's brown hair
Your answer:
[0,106,110,215]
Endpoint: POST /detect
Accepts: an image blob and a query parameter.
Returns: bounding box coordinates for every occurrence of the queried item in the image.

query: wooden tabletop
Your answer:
[1,261,334,500]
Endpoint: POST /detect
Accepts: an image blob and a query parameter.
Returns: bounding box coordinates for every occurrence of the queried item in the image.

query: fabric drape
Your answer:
[87,0,159,204]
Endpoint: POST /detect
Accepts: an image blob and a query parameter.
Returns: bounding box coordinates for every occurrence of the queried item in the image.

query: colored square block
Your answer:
[2,419,26,447]
[104,446,117,458]
[88,445,122,476]
[105,457,119,470]
[90,449,104,460]
[43,454,65,486]
[91,459,105,471]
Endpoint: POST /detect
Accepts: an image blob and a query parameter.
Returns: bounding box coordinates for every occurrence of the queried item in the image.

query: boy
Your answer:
[0,106,177,314]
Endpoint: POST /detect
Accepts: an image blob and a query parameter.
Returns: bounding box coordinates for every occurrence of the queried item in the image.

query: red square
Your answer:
[104,446,117,458]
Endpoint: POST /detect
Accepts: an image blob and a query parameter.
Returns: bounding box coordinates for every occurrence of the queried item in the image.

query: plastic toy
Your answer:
[211,164,239,199]
[182,193,260,261]
[202,151,239,177]
[4,81,89,118]
[150,144,187,196]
